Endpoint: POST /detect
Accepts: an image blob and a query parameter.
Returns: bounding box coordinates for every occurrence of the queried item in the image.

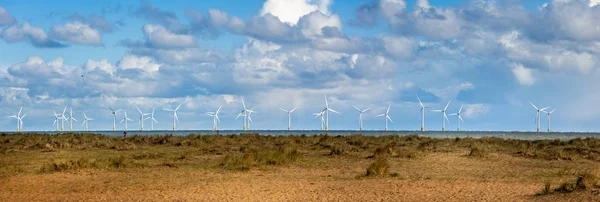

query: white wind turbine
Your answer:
[18,113,26,132]
[52,109,61,131]
[120,110,133,131]
[82,112,93,131]
[60,105,68,131]
[164,103,182,131]
[352,105,370,131]
[280,107,298,130]
[109,107,121,131]
[323,95,340,131]
[376,105,393,131]
[136,106,151,131]
[68,108,78,132]
[431,101,451,132]
[448,105,464,131]
[247,108,256,130]
[206,105,222,131]
[416,95,428,132]
[150,108,158,130]
[313,110,325,130]
[543,108,557,132]
[529,101,549,132]
[235,98,251,131]
[8,106,24,132]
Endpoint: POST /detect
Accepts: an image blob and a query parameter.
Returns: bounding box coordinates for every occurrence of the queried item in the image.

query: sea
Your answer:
[5,130,600,141]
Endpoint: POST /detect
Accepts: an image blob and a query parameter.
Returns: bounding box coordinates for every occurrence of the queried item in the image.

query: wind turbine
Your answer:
[206,105,222,131]
[352,105,370,131]
[52,109,61,131]
[323,95,340,131]
[8,107,23,132]
[136,106,151,131]
[18,113,26,132]
[150,108,158,130]
[313,110,325,130]
[164,103,182,131]
[280,107,298,130]
[82,112,93,131]
[543,108,556,132]
[236,98,250,131]
[120,110,133,131]
[448,105,464,131]
[431,101,451,132]
[247,108,256,130]
[109,107,121,131]
[529,101,549,132]
[416,95,428,132]
[68,108,78,132]
[376,105,393,131]
[61,105,68,131]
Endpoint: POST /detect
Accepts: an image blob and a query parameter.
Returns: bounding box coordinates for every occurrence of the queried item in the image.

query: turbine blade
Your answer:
[175,102,183,111]
[364,108,370,112]
[290,107,298,113]
[215,115,220,124]
[540,106,550,112]
[241,98,246,109]
[459,105,464,113]
[174,112,179,123]
[387,115,393,123]
[431,110,442,112]
[459,115,464,123]
[279,108,288,113]
[324,95,328,108]
[444,113,449,122]
[529,101,538,110]
[444,101,451,111]
[72,118,77,122]
[328,108,340,114]
[108,106,114,112]
[136,106,143,115]
[216,105,222,114]
[376,114,385,117]
[21,113,26,119]
[352,105,361,112]
[416,95,425,108]
[386,105,391,114]
[248,116,253,124]
[153,118,158,123]
[549,109,556,114]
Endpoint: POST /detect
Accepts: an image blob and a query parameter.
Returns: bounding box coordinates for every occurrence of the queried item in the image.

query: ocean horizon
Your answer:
[4,130,600,141]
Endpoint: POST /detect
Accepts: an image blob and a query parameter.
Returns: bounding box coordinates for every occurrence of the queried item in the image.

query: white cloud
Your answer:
[511,63,535,86]
[143,24,197,49]
[50,21,102,46]
[260,0,330,25]
[84,58,116,75]
[462,104,490,118]
[118,54,161,73]
[0,6,16,25]
[0,22,61,47]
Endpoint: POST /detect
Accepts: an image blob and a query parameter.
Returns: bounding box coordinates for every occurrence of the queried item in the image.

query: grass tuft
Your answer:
[365,158,389,177]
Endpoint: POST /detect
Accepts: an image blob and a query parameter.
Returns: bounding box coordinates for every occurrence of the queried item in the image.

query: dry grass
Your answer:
[1,133,600,201]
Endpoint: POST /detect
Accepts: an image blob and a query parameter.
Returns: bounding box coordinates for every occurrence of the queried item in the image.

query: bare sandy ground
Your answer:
[2,152,598,201]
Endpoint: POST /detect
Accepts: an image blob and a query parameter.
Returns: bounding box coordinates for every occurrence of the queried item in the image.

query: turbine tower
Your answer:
[448,105,464,131]
[150,108,158,130]
[120,110,133,131]
[352,105,370,131]
[323,95,340,131]
[164,103,182,131]
[543,108,556,132]
[529,101,549,132]
[136,106,151,131]
[206,105,222,131]
[416,95,428,132]
[68,108,78,132]
[280,107,298,130]
[82,112,93,131]
[376,105,393,131]
[109,107,121,131]
[432,101,451,132]
[18,113,26,132]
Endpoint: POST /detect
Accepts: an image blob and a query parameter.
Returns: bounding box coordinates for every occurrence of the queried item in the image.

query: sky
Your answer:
[0,0,599,132]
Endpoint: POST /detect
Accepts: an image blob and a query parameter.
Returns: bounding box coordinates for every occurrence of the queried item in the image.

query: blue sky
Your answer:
[1,0,599,132]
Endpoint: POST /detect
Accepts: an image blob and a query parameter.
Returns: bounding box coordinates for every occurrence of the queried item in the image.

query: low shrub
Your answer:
[365,158,389,177]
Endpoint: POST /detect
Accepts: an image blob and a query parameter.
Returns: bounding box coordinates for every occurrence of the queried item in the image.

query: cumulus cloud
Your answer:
[0,22,66,48]
[260,0,330,25]
[68,13,115,32]
[462,104,490,118]
[142,24,197,49]
[50,21,102,46]
[511,63,535,86]
[0,6,16,25]
[118,54,161,73]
